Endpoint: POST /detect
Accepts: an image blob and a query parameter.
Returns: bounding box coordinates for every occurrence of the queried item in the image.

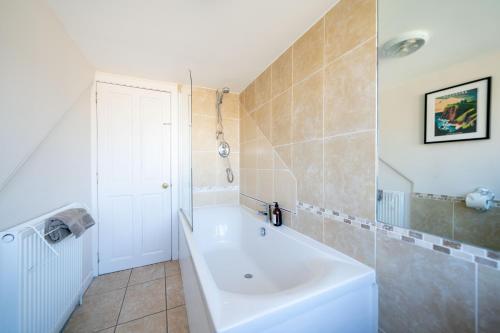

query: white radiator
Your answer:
[377,190,406,227]
[0,203,88,333]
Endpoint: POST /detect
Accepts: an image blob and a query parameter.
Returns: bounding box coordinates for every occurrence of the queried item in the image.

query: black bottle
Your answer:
[271,202,282,226]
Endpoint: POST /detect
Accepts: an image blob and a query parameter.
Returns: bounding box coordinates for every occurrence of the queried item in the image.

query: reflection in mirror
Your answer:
[180,71,193,228]
[378,0,500,251]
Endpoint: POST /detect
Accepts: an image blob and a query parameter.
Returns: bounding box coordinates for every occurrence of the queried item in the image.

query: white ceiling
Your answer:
[47,0,338,92]
[379,0,500,88]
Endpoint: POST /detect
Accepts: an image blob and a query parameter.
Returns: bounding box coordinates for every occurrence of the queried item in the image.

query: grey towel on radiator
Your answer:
[44,208,96,244]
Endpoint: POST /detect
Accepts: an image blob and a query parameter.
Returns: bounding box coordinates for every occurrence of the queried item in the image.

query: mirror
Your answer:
[378,0,500,251]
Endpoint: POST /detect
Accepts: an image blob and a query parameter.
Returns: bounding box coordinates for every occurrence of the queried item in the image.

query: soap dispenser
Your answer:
[271,202,282,226]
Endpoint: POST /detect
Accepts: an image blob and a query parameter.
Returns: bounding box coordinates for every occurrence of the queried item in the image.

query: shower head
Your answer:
[216,87,230,105]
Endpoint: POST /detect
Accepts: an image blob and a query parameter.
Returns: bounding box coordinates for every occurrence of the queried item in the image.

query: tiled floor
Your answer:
[63,261,189,333]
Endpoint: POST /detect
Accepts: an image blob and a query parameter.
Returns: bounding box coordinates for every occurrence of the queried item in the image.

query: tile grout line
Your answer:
[115,269,132,327]
[127,275,167,287]
[115,309,167,328]
[245,35,375,115]
[270,128,376,149]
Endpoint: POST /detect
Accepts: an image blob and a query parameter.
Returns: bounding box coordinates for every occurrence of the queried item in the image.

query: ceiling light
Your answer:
[381,31,429,58]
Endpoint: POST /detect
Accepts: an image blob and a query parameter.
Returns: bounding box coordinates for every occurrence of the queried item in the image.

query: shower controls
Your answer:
[218,141,230,158]
[260,227,266,237]
[215,87,234,183]
[162,183,169,189]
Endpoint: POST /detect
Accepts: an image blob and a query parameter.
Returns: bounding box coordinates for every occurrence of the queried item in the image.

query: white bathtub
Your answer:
[179,205,378,333]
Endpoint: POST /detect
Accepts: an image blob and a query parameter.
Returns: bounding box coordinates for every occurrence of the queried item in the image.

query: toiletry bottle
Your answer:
[272,202,282,226]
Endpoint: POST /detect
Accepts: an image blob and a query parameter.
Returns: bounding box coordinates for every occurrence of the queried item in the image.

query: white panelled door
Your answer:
[97,82,172,274]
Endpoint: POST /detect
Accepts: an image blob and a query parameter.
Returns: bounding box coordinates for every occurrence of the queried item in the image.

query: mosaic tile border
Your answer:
[193,185,239,193]
[412,192,500,207]
[296,201,500,270]
[412,192,465,202]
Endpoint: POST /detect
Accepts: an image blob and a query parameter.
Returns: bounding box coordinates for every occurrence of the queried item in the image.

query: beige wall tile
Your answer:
[240,168,257,198]
[325,0,376,62]
[192,87,216,116]
[479,265,500,332]
[240,107,258,143]
[221,92,239,119]
[239,168,249,195]
[273,151,287,170]
[292,70,324,142]
[294,209,323,242]
[193,191,216,207]
[271,89,292,146]
[240,194,261,211]
[255,67,272,107]
[272,48,293,97]
[240,142,250,169]
[275,145,292,170]
[216,191,239,205]
[251,102,272,142]
[245,81,257,111]
[281,210,294,228]
[293,19,324,83]
[324,38,376,136]
[239,89,245,105]
[221,117,239,152]
[410,197,453,240]
[192,152,217,187]
[256,136,273,170]
[324,218,374,267]
[256,169,274,203]
[454,202,500,251]
[376,232,475,333]
[192,115,216,151]
[324,131,375,219]
[245,139,258,169]
[274,169,297,212]
[292,140,323,207]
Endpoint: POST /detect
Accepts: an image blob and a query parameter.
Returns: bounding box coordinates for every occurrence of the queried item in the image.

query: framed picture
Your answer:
[424,77,491,144]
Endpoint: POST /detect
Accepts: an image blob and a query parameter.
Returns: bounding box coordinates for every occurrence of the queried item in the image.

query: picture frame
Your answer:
[424,77,491,144]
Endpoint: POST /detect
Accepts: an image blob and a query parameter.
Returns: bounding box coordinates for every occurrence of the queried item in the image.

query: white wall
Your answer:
[0,87,92,228]
[380,51,500,196]
[0,0,95,279]
[0,0,94,190]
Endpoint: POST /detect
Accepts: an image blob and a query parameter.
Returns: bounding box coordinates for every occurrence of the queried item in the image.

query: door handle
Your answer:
[162,183,169,189]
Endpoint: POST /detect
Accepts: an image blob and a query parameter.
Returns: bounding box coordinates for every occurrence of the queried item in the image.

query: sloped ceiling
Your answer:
[47,0,338,91]
[0,0,94,192]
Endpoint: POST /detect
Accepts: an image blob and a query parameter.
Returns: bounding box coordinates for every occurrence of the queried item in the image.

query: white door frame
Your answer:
[90,71,180,275]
